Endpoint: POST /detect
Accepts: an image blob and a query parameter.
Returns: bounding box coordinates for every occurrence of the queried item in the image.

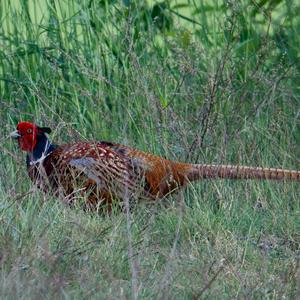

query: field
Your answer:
[1,0,300,298]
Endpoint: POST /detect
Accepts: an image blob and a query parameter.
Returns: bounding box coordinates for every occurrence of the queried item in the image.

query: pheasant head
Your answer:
[10,121,52,152]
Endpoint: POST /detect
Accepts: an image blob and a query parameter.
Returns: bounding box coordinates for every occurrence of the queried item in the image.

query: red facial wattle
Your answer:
[16,122,38,152]
[18,132,37,151]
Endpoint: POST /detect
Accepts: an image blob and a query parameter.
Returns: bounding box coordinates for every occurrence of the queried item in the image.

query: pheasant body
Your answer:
[10,122,300,212]
[27,141,190,209]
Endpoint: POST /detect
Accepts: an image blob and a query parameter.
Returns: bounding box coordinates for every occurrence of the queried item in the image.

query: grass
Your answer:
[1,0,300,298]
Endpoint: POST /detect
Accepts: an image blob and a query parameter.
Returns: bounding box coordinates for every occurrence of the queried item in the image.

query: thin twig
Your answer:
[123,175,139,300]
[192,262,225,299]
[156,191,185,299]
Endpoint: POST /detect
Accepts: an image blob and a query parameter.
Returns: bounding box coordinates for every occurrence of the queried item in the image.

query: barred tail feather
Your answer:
[186,164,300,181]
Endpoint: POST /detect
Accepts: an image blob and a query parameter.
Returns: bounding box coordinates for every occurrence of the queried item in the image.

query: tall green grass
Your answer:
[1,0,299,298]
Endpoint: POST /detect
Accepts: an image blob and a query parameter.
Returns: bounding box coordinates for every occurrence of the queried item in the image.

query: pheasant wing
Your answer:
[58,142,151,201]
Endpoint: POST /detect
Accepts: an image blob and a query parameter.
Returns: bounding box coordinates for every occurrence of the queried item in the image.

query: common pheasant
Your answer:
[10,122,300,212]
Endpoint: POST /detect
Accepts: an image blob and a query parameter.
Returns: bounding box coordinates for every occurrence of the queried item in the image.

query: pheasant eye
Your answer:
[27,128,33,134]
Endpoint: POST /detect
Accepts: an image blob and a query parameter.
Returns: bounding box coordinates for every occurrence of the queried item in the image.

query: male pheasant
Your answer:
[10,122,300,212]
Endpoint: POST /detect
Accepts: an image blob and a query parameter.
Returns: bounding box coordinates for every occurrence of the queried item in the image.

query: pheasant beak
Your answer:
[10,130,21,139]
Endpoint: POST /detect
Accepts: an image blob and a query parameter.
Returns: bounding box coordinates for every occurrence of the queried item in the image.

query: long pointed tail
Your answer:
[186,164,300,181]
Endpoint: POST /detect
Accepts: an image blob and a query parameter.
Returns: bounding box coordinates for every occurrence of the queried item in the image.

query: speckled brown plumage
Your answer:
[10,122,300,212]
